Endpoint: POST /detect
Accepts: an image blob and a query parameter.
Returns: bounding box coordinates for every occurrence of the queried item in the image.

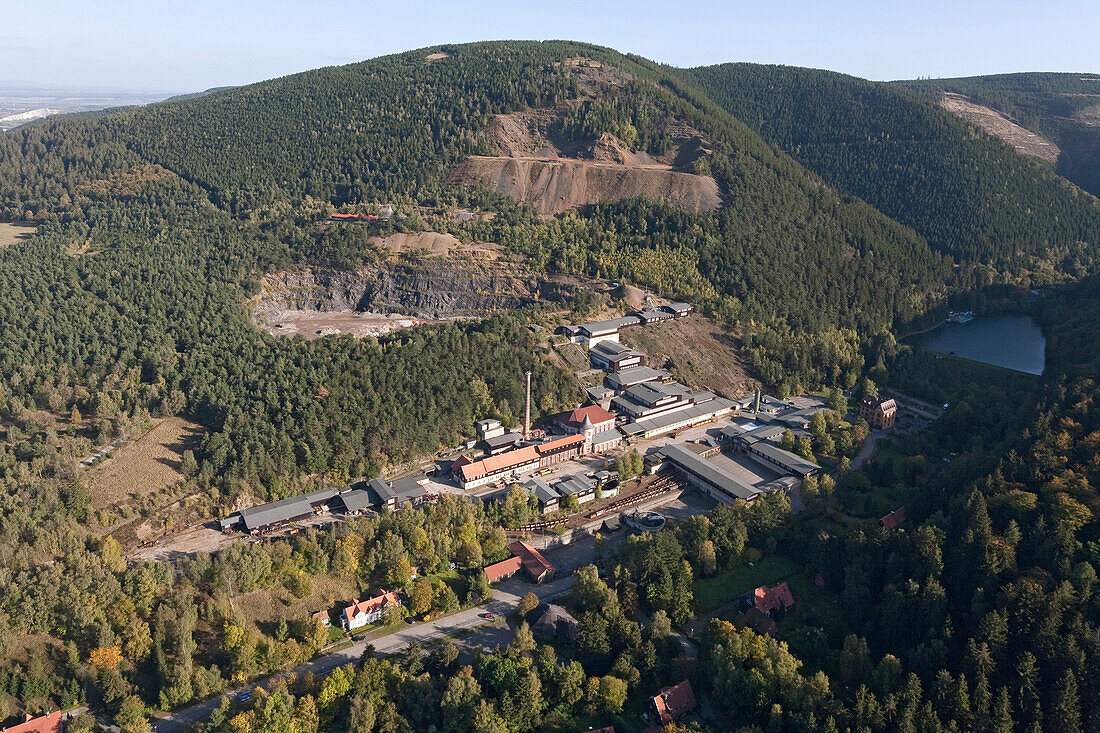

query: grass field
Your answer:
[0,221,36,248]
[232,575,359,635]
[694,555,798,612]
[85,417,204,510]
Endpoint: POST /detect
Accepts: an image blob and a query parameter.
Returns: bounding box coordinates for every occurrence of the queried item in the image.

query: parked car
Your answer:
[479,612,497,620]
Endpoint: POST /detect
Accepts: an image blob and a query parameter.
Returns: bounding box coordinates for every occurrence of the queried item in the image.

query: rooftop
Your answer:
[604,366,671,390]
[662,444,761,501]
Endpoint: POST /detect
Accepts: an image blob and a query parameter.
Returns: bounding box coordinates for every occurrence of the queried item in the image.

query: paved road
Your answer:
[152,574,574,733]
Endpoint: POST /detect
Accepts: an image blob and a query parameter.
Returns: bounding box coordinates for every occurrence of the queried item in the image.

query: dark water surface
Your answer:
[915,314,1045,375]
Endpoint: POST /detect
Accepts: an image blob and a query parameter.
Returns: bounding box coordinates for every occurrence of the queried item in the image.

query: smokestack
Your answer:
[754,389,761,414]
[524,371,532,440]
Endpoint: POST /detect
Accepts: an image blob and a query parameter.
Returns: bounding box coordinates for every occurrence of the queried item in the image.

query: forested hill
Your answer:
[898,72,1100,198]
[689,63,1100,277]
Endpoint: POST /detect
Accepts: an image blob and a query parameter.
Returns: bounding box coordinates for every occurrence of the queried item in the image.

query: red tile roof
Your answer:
[2,711,63,733]
[753,581,795,614]
[509,540,554,580]
[651,680,696,724]
[880,507,907,530]
[483,556,523,583]
[342,591,401,622]
[458,445,540,481]
[563,405,615,427]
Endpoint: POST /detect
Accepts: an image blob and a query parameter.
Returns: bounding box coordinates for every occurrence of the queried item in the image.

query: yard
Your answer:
[693,555,798,612]
[231,575,360,637]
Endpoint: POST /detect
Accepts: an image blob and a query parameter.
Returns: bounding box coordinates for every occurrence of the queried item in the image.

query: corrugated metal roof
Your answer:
[338,489,375,513]
[663,444,761,501]
[239,495,314,531]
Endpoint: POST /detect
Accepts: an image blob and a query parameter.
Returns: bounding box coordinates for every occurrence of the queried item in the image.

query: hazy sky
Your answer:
[3,0,1098,93]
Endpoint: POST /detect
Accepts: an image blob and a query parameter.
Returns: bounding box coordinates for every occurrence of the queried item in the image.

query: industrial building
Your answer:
[604,366,672,394]
[589,340,645,372]
[733,426,820,478]
[660,444,764,504]
[556,405,623,454]
[612,381,735,439]
[219,486,341,534]
[452,433,587,489]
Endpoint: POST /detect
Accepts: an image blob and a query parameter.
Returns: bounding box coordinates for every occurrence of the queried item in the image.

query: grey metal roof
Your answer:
[580,315,641,336]
[604,366,671,391]
[391,476,429,500]
[663,444,761,502]
[522,478,560,504]
[484,432,523,450]
[303,487,341,505]
[590,340,632,357]
[368,477,398,501]
[553,474,595,496]
[739,425,786,444]
[338,489,375,513]
[586,385,613,400]
[627,398,735,436]
[623,380,690,406]
[239,495,314,531]
[746,440,820,477]
[591,427,622,445]
[664,302,693,313]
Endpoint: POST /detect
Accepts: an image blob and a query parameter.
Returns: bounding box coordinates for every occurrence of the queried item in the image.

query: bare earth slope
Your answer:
[451,155,721,215]
[941,92,1060,163]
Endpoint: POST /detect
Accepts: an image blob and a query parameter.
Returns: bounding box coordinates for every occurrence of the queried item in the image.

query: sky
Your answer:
[2,0,1098,94]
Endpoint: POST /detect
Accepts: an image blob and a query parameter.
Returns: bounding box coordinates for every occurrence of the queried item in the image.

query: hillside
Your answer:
[689,63,1100,278]
[899,72,1100,197]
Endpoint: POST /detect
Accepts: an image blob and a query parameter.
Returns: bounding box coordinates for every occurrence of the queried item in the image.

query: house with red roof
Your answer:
[880,507,907,530]
[509,540,555,583]
[752,581,795,616]
[1,711,62,733]
[649,680,696,725]
[341,590,402,631]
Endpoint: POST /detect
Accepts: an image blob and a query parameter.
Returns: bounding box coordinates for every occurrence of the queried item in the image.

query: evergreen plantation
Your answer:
[0,40,1098,732]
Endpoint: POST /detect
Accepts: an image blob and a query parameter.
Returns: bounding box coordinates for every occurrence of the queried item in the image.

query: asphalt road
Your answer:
[152,574,574,733]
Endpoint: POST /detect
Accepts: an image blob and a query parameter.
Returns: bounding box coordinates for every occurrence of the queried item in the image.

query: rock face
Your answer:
[255,257,581,324]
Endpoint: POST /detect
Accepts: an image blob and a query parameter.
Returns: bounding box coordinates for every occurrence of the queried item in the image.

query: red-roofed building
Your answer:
[509,540,555,583]
[860,395,898,429]
[483,556,523,584]
[1,711,62,733]
[753,581,795,616]
[556,404,621,453]
[880,507,907,530]
[649,680,696,725]
[342,591,402,631]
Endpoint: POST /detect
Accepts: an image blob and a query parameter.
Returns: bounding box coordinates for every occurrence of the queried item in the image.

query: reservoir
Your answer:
[915,314,1045,375]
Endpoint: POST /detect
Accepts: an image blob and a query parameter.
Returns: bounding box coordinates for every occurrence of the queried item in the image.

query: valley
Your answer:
[0,39,1098,733]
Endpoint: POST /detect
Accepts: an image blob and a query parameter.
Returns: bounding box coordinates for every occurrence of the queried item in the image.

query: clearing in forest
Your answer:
[0,221,36,247]
[232,575,359,632]
[85,417,205,510]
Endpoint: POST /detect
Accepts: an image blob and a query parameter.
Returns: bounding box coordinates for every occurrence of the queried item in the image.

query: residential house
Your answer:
[753,582,795,616]
[342,591,402,631]
[880,507,907,530]
[649,680,697,725]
